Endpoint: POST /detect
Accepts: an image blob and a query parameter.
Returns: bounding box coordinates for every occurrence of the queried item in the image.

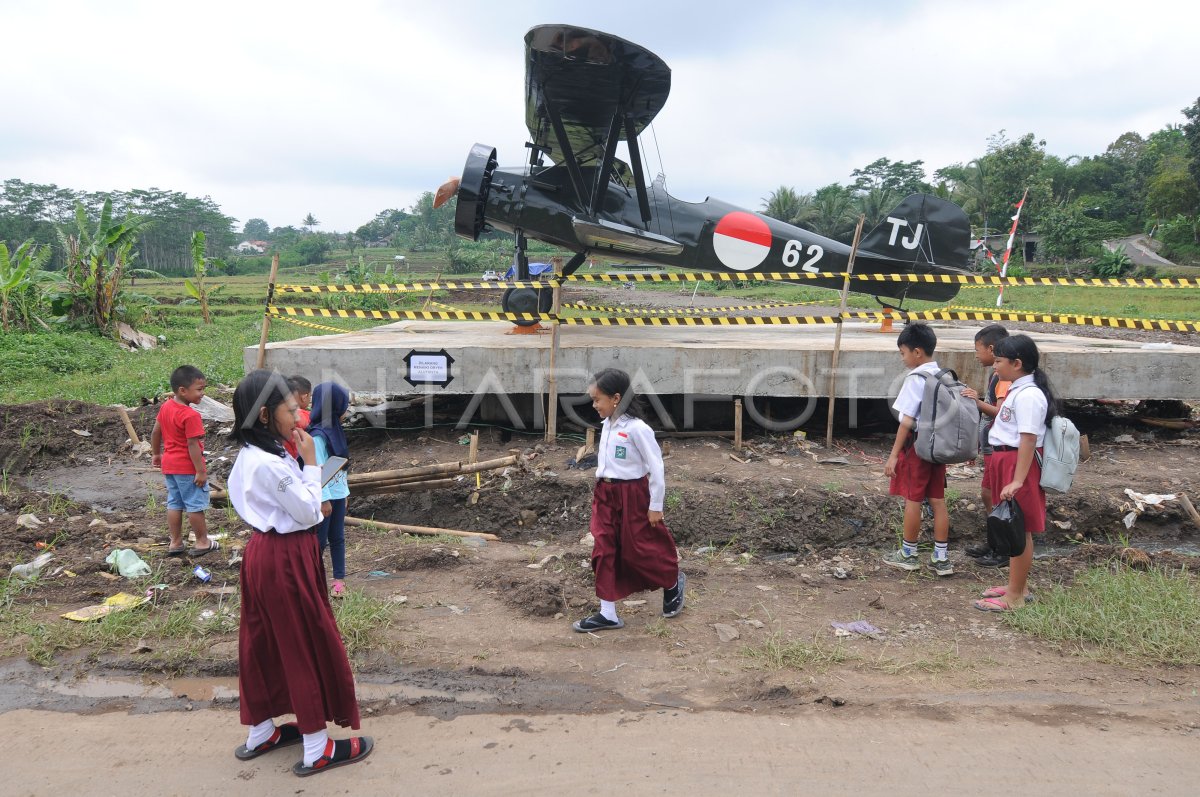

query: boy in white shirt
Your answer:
[883,322,953,576]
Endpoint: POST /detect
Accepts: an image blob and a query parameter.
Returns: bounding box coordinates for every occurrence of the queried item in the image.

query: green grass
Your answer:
[331,588,397,657]
[1005,565,1200,665]
[741,631,853,671]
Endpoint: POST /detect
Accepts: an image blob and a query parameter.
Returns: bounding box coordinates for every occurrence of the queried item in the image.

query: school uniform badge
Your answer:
[999,406,1014,422]
[277,475,293,492]
[615,446,627,459]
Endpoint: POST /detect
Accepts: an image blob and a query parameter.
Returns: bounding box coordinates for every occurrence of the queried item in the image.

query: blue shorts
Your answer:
[165,474,210,513]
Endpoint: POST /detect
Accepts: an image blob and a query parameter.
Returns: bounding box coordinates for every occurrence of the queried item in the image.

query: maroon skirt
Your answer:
[590,477,679,601]
[238,529,360,733]
[983,449,1047,533]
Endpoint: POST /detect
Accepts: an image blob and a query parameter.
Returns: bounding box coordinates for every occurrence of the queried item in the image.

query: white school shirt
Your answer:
[987,374,1048,448]
[892,361,941,422]
[228,443,324,533]
[595,413,666,512]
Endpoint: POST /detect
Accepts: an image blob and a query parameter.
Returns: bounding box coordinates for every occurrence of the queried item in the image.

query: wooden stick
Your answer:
[1180,494,1200,532]
[112,405,141,446]
[545,256,563,443]
[468,431,479,465]
[255,253,280,369]
[344,515,499,541]
[733,398,743,452]
[825,216,866,449]
[657,430,736,439]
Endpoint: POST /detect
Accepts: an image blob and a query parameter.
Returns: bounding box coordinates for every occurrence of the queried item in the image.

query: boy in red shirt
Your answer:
[283,376,312,460]
[150,365,216,557]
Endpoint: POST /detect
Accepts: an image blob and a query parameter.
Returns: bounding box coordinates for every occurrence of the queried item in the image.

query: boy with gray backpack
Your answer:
[884,323,980,576]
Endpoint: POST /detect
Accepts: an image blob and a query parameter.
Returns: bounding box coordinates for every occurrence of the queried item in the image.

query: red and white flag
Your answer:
[997,190,1028,308]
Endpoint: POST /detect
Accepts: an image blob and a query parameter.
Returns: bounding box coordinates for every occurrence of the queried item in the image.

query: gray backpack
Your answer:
[911,369,981,464]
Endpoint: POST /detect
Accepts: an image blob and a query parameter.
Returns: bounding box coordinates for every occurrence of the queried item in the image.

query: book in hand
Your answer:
[321,456,348,487]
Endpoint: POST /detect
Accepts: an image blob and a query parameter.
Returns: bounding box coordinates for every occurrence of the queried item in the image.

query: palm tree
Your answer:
[808,187,856,241]
[854,186,898,229]
[303,213,320,232]
[762,186,808,224]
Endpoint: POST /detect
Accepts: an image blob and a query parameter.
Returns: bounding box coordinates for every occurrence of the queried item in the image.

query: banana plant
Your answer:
[0,238,52,331]
[183,230,225,324]
[56,199,160,334]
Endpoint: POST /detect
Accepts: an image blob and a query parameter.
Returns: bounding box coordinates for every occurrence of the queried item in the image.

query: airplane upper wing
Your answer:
[524,24,671,171]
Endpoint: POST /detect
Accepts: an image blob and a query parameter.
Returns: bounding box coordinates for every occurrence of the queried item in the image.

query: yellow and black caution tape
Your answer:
[558,314,841,327]
[269,305,545,323]
[275,280,555,293]
[564,271,843,283]
[849,274,1200,288]
[846,308,1200,332]
[563,299,830,315]
[267,312,361,334]
[427,301,465,312]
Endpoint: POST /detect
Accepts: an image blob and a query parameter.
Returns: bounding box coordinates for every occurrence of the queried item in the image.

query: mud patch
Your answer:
[377,545,468,572]
[482,560,595,617]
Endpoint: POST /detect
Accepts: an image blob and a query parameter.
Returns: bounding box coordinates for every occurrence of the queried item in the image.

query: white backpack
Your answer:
[1038,415,1080,494]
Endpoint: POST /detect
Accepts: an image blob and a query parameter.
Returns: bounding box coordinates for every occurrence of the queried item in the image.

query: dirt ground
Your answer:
[2,395,1200,794]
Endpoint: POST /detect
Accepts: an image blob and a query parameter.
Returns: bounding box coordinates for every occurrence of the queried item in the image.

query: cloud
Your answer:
[2,0,1197,230]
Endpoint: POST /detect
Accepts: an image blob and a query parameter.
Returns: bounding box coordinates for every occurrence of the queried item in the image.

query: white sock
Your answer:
[246,718,275,750]
[934,541,949,561]
[599,599,619,622]
[302,729,330,767]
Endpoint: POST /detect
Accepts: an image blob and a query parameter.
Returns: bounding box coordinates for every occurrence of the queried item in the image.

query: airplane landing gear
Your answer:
[503,230,553,327]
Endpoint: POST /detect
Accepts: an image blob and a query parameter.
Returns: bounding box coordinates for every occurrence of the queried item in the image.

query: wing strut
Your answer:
[543,101,589,207]
[623,113,652,225]
[588,111,624,218]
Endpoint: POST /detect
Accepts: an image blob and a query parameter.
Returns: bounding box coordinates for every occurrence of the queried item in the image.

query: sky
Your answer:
[3,0,1198,234]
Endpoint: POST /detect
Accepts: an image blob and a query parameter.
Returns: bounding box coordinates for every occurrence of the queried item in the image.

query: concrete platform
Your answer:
[249,321,1200,402]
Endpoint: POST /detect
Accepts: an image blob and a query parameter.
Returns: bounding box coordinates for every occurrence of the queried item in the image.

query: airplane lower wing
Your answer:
[571,217,683,256]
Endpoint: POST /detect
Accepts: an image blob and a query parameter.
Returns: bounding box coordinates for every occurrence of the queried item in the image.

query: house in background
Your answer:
[236,240,269,253]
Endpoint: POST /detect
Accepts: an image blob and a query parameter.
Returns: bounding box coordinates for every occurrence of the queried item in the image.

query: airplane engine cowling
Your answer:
[454,144,498,241]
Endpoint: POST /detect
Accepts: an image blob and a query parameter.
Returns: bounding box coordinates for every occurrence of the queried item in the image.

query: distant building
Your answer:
[236,241,266,253]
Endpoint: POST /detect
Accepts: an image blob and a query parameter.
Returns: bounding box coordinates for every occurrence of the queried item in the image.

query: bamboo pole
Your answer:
[344,515,499,541]
[545,256,563,443]
[733,399,743,452]
[1181,494,1200,531]
[255,253,280,369]
[824,216,866,449]
[346,455,517,484]
[353,478,456,496]
[468,431,479,464]
[112,405,141,446]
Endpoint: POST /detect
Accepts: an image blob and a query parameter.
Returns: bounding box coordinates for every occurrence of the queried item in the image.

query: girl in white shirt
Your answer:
[227,369,374,777]
[573,368,685,632]
[974,335,1060,613]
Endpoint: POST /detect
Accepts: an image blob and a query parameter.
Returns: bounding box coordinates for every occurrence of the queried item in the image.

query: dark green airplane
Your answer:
[436,24,972,324]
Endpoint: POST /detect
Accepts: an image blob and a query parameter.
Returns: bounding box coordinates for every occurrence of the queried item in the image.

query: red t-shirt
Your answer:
[297,408,311,429]
[157,399,205,475]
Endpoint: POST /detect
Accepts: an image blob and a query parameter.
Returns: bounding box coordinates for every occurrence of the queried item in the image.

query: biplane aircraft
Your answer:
[435,24,972,323]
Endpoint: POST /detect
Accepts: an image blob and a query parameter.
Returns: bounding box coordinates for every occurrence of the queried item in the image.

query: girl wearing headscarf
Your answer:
[309,382,351,597]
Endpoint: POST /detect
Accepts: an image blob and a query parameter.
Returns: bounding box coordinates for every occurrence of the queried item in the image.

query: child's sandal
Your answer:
[233,722,301,760]
[292,736,374,776]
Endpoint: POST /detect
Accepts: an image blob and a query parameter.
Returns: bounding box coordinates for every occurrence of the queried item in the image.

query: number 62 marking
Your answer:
[782,239,824,273]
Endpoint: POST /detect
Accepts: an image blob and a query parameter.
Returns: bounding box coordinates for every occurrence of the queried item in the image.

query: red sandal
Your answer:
[292,736,374,777]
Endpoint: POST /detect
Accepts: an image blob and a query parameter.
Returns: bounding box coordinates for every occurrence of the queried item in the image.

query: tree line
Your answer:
[761,98,1200,268]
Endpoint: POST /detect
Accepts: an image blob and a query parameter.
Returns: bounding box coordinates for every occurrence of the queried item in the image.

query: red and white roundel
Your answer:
[712,212,772,272]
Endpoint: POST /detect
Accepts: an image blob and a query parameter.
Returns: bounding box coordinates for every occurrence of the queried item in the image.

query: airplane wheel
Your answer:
[502,287,553,327]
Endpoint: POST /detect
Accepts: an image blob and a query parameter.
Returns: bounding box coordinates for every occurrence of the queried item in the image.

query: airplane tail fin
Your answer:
[858,194,971,271]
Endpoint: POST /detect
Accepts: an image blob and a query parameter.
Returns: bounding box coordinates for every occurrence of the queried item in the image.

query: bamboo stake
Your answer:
[344,515,499,541]
[112,405,141,446]
[1180,494,1200,532]
[545,256,563,443]
[733,399,743,452]
[255,253,280,369]
[825,216,866,449]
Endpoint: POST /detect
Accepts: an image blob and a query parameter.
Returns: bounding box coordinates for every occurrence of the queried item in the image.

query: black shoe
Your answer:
[572,613,624,632]
[965,542,993,558]
[663,571,687,618]
[976,551,1010,568]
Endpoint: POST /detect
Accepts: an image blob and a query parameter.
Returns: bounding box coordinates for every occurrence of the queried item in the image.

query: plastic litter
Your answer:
[62,592,150,622]
[10,552,54,581]
[830,620,883,638]
[106,548,153,579]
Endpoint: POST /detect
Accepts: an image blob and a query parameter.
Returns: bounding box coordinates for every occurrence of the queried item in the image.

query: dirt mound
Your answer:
[483,561,595,617]
[0,400,158,475]
[376,545,467,572]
